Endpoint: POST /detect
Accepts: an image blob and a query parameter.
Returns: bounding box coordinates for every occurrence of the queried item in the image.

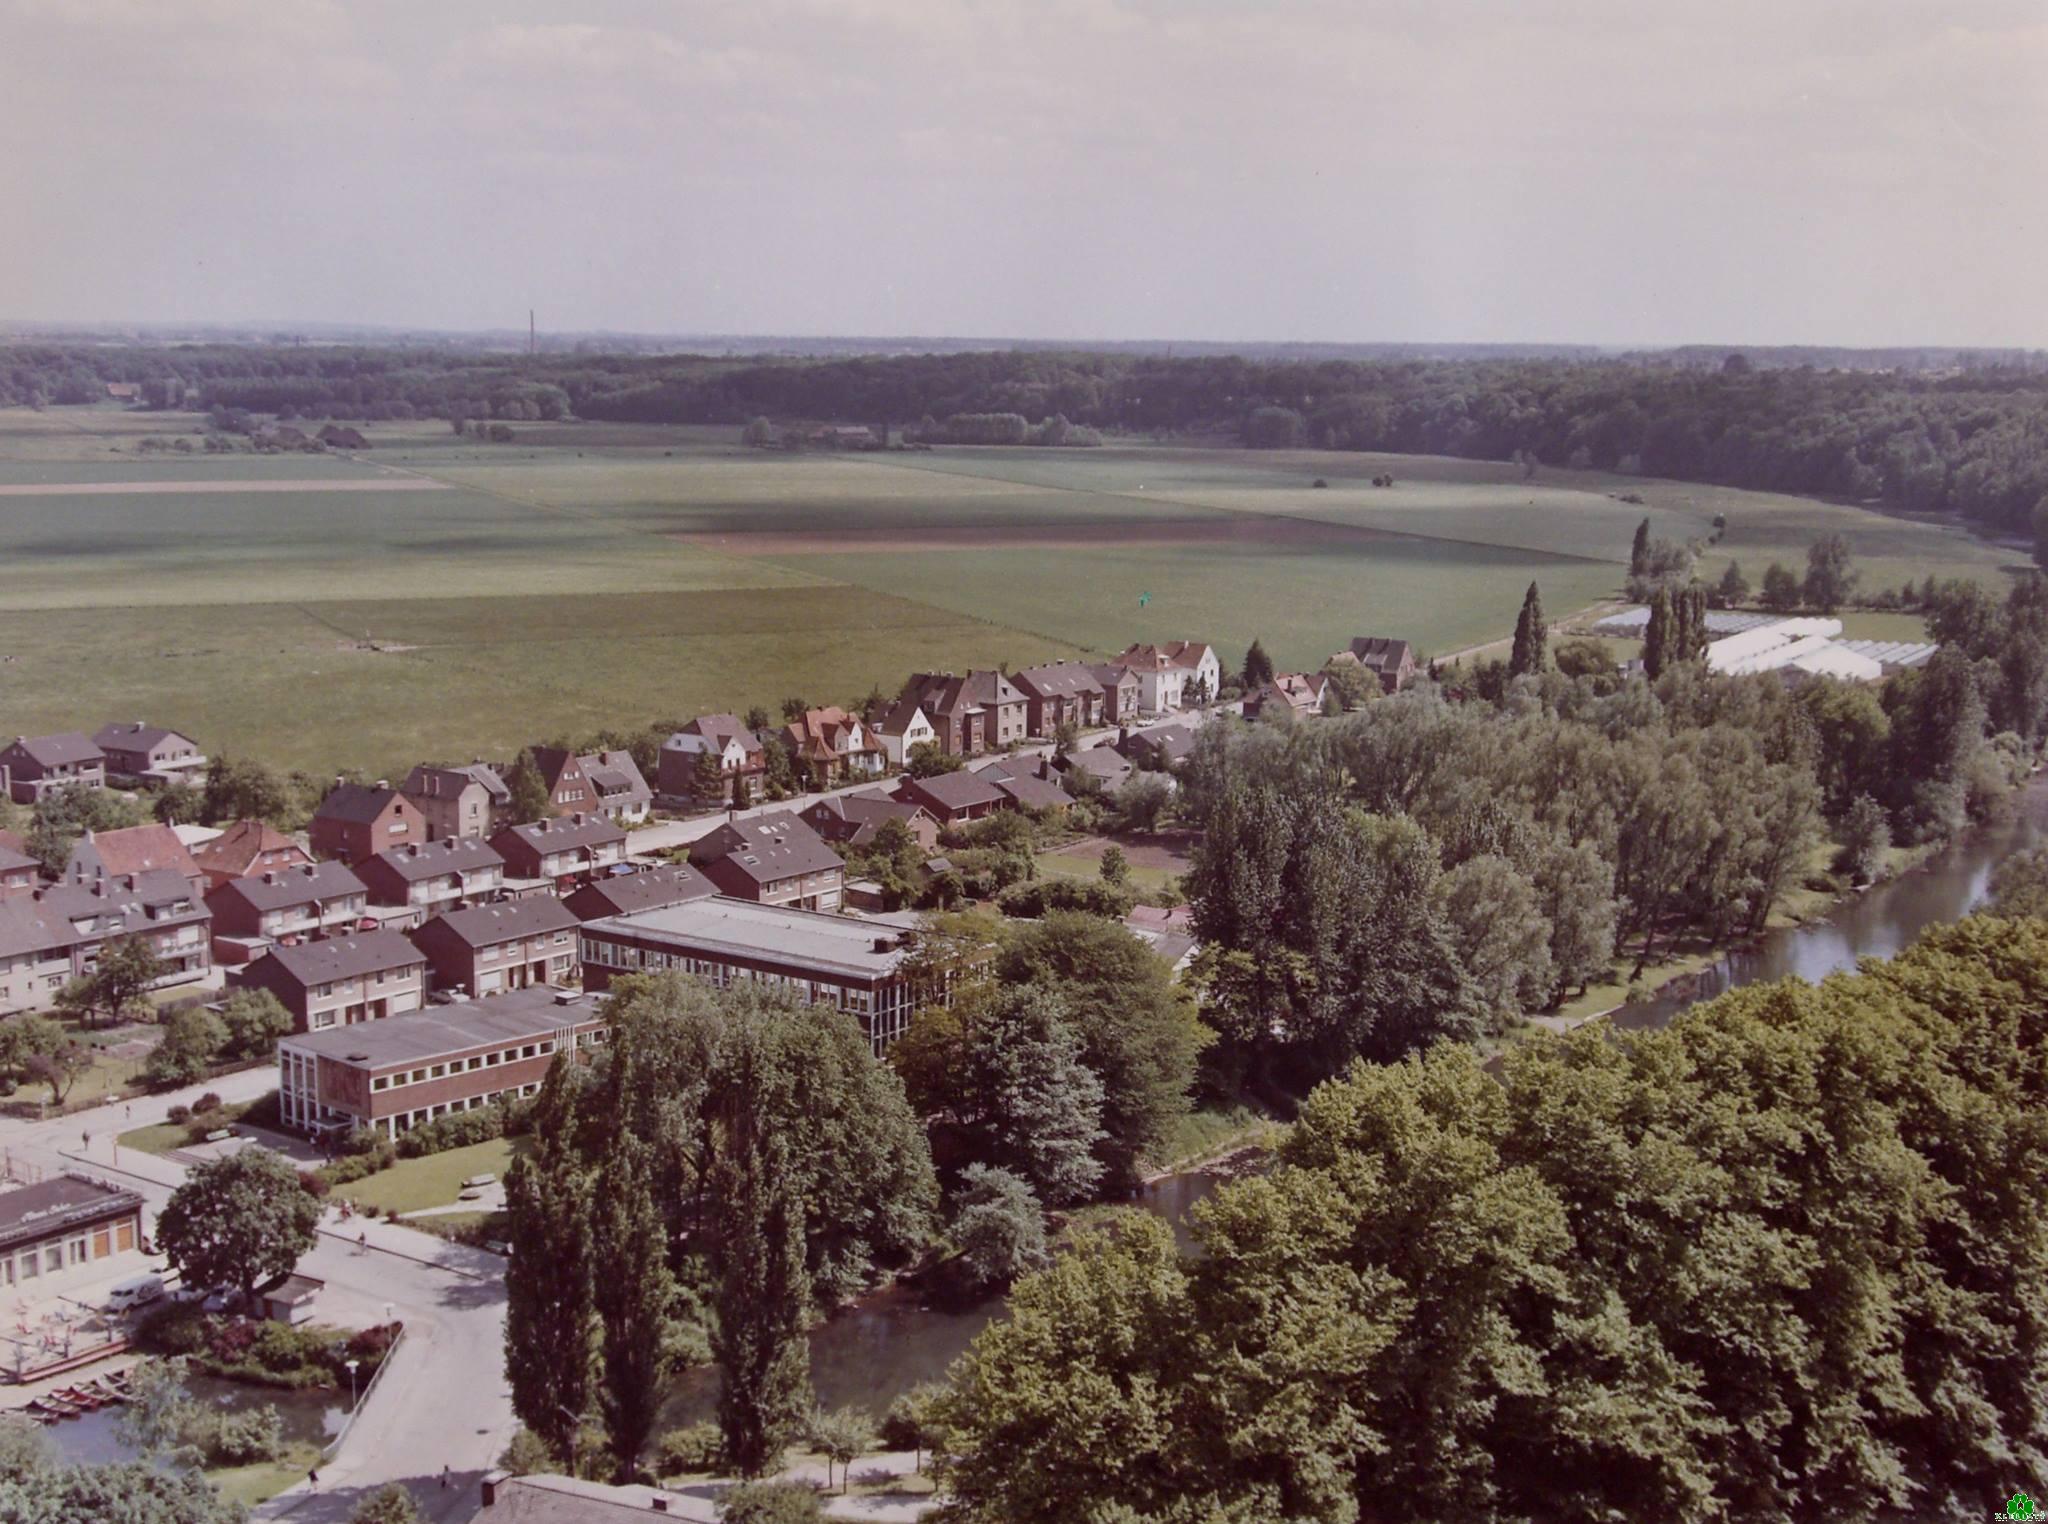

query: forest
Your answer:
[5,342,2048,530]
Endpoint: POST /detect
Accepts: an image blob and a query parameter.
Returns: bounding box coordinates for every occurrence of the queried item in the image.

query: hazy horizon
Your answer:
[5,0,2045,349]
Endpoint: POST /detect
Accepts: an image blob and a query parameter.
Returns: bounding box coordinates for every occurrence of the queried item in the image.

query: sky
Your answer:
[3,0,2045,348]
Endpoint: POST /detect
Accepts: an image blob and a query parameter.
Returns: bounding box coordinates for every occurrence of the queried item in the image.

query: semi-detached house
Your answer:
[227,931,427,1033]
[408,896,580,997]
[1,734,106,806]
[490,814,628,888]
[358,838,506,916]
[399,763,508,842]
[688,813,845,912]
[205,861,369,948]
[92,723,207,788]
[0,871,211,1015]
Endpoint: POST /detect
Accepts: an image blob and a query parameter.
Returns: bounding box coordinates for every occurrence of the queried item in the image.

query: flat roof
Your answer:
[584,896,916,983]
[281,985,603,1069]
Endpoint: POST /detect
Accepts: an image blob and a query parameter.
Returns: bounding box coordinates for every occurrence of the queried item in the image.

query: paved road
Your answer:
[0,1070,515,1524]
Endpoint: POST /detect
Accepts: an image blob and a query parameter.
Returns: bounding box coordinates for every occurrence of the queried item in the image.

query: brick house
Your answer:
[1,734,106,806]
[1114,642,1222,712]
[1091,664,1144,723]
[893,770,1009,824]
[1012,661,1108,736]
[490,814,629,887]
[0,871,211,1015]
[780,708,885,789]
[309,783,424,865]
[689,813,845,911]
[1332,636,1417,693]
[409,896,581,997]
[0,844,36,901]
[191,820,313,892]
[65,825,203,896]
[277,987,607,1140]
[658,715,765,803]
[897,671,1028,756]
[799,790,941,853]
[205,861,370,943]
[357,838,506,917]
[400,763,509,841]
[93,722,207,788]
[227,931,428,1033]
[563,863,717,922]
[1243,671,1329,720]
[972,756,1075,812]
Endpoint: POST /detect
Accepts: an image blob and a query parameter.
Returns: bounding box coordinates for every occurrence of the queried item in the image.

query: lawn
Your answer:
[1034,843,1184,899]
[0,408,2020,777]
[336,1138,527,1216]
[208,1440,324,1508]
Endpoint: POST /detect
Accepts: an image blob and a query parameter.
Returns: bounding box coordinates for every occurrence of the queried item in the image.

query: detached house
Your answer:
[689,813,845,911]
[206,861,369,952]
[491,814,629,887]
[1,735,106,806]
[93,723,207,788]
[1056,745,1135,795]
[309,783,423,865]
[799,790,941,853]
[191,820,312,892]
[780,708,884,788]
[409,897,580,998]
[1012,661,1109,736]
[973,755,1075,813]
[1118,721,1200,770]
[659,716,765,803]
[400,763,509,841]
[358,838,506,917]
[578,751,653,824]
[893,770,1008,825]
[1244,672,1329,721]
[228,932,428,1033]
[1332,636,1417,694]
[1114,642,1222,712]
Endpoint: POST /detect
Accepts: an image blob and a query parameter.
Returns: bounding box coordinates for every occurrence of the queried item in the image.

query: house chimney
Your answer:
[334,775,346,789]
[374,779,389,791]
[263,871,277,885]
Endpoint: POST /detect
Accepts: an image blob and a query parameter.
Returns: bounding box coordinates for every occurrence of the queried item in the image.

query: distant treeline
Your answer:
[7,343,2048,529]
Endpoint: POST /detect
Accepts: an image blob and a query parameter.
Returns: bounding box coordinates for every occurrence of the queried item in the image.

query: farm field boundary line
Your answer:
[0,477,449,496]
[836,450,1622,567]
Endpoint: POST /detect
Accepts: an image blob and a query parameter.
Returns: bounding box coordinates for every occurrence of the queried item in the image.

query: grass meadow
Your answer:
[0,408,2025,776]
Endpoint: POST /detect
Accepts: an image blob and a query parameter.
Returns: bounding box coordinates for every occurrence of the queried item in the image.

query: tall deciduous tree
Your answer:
[1629,516,1651,576]
[1803,532,1858,614]
[505,748,552,824]
[1761,560,1801,612]
[1241,639,1275,689]
[157,1148,321,1307]
[504,1061,597,1464]
[591,1136,676,1479]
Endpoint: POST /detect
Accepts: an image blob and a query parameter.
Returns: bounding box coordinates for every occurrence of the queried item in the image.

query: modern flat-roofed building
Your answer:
[227,930,428,1033]
[0,1174,144,1298]
[580,896,934,1051]
[276,986,607,1139]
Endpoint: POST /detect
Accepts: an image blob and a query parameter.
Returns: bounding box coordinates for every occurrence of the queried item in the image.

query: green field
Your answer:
[0,408,2025,776]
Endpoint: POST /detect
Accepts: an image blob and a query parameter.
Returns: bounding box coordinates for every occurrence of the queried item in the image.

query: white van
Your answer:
[105,1274,164,1313]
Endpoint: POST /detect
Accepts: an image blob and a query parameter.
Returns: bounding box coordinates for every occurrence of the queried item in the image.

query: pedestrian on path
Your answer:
[358,1232,368,1254]
[308,1468,319,1491]
[80,1132,88,1152]
[441,1465,450,1489]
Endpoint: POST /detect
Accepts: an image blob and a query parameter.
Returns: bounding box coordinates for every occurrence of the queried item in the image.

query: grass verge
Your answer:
[336,1139,524,1216]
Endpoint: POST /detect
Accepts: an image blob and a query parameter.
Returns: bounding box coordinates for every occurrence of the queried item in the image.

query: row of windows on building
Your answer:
[0,1221,135,1287]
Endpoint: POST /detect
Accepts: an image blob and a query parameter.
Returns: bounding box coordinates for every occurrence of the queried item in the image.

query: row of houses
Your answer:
[0,723,208,804]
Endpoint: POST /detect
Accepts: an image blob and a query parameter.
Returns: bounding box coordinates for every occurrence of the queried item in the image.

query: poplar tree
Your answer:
[1629,516,1651,576]
[1642,587,1674,678]
[1242,639,1275,689]
[1507,581,1548,677]
[503,1062,596,1463]
[592,1136,677,1479]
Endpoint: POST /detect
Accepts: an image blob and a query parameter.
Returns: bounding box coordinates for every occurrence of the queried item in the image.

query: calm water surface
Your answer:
[38,1373,346,1467]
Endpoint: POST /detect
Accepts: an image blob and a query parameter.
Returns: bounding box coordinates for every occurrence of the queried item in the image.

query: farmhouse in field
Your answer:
[277,986,607,1140]
[228,930,428,1033]
[400,762,509,842]
[93,722,207,788]
[688,812,845,911]
[1114,642,1221,712]
[310,782,424,865]
[1330,636,1417,693]
[658,715,765,803]
[191,819,312,891]
[1,734,106,806]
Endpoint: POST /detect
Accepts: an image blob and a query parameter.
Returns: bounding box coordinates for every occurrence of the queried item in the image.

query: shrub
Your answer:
[166,1105,191,1125]
[192,1092,223,1115]
[719,1482,823,1523]
[298,1170,331,1198]
[206,1405,284,1465]
[394,1099,520,1159]
[652,1421,723,1477]
[339,1126,385,1157]
[499,1426,562,1476]
[997,878,1136,920]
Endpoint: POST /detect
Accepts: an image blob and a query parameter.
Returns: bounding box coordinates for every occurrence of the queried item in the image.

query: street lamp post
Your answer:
[345,1358,360,1410]
[557,1405,580,1477]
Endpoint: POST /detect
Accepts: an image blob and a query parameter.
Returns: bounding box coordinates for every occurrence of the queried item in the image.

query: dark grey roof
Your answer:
[0,844,34,874]
[566,864,716,919]
[260,931,426,986]
[414,895,578,949]
[314,783,405,825]
[6,732,103,769]
[365,838,504,883]
[697,813,844,884]
[1346,636,1415,669]
[0,899,70,959]
[1011,661,1105,700]
[401,762,509,804]
[0,1175,142,1252]
[496,814,628,855]
[901,770,1008,810]
[282,986,602,1068]
[212,861,365,911]
[1125,722,1199,762]
[989,772,1072,811]
[33,872,203,936]
[93,721,194,753]
[1060,747,1134,782]
[580,751,650,803]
